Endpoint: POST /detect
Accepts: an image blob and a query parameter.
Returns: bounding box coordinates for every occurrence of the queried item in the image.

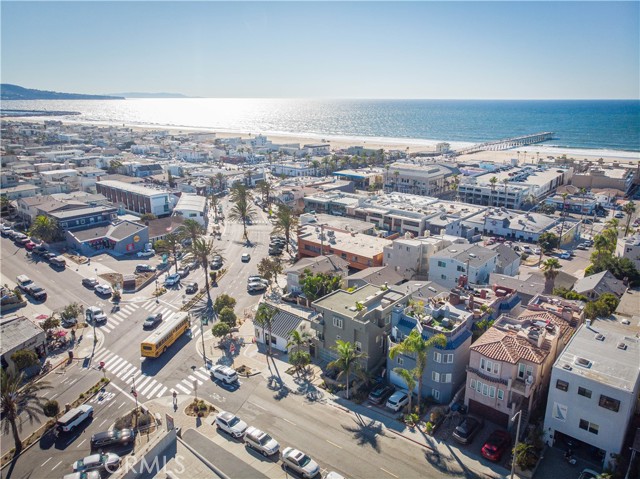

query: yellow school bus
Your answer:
[141,312,190,358]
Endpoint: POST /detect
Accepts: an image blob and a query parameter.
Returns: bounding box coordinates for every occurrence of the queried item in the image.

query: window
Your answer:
[489,386,496,398]
[482,384,489,396]
[443,373,452,384]
[470,379,476,390]
[556,380,569,392]
[385,315,391,325]
[577,387,592,398]
[434,352,442,363]
[445,354,454,364]
[441,274,447,280]
[517,363,532,379]
[456,265,465,272]
[497,389,504,400]
[355,341,362,353]
[396,357,404,366]
[333,317,343,329]
[476,381,482,393]
[599,395,620,412]
[432,389,440,400]
[579,419,599,435]
[432,372,440,382]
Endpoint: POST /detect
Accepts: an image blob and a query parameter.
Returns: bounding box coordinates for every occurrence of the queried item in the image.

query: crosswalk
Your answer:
[96,300,178,334]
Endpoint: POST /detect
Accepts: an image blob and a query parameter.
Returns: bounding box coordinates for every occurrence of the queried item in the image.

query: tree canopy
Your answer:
[300,270,342,302]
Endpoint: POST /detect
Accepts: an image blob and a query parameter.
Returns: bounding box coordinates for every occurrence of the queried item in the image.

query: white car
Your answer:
[241,253,251,262]
[72,452,120,472]
[209,365,238,384]
[215,411,248,439]
[137,249,155,258]
[281,447,320,479]
[558,251,571,259]
[64,472,101,479]
[94,284,113,296]
[244,426,280,457]
[247,281,267,292]
[386,390,410,412]
[164,274,181,286]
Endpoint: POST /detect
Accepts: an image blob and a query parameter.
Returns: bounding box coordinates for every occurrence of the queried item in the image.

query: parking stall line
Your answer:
[156,386,168,397]
[175,383,190,394]
[380,468,398,478]
[51,461,62,471]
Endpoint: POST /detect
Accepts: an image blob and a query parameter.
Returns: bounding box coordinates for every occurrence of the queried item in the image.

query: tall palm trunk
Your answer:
[9,417,22,453]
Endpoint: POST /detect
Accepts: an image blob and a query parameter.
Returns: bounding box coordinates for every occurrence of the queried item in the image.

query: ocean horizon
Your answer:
[2,98,639,153]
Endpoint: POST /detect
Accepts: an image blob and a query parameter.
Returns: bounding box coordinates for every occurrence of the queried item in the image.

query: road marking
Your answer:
[175,383,191,394]
[110,360,130,375]
[103,355,123,369]
[51,461,62,470]
[156,386,168,397]
[140,379,158,396]
[76,439,86,448]
[380,468,399,478]
[41,458,51,467]
[116,364,134,378]
[108,380,138,405]
[68,378,77,385]
[193,370,209,381]
[188,374,203,385]
[118,401,126,409]
[148,382,164,397]
[136,376,154,390]
[248,401,266,411]
[282,418,296,426]
[326,440,342,449]
[99,419,107,427]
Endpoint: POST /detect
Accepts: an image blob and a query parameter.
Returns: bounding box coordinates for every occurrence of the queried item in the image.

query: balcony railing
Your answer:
[466,366,508,386]
[511,376,535,398]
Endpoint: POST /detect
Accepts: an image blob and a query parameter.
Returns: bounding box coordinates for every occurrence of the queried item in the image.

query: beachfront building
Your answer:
[271,161,317,177]
[333,169,383,190]
[428,244,498,289]
[384,162,454,196]
[543,318,640,469]
[572,165,637,195]
[616,234,640,270]
[297,224,392,270]
[172,194,208,227]
[96,180,176,217]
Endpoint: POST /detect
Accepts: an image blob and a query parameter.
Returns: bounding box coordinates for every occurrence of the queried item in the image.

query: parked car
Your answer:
[32,245,48,256]
[211,256,223,269]
[72,453,120,472]
[385,390,409,412]
[82,278,99,289]
[177,266,190,278]
[24,241,36,251]
[95,284,113,296]
[135,264,156,273]
[63,471,101,479]
[185,282,199,294]
[209,365,239,384]
[614,212,624,219]
[241,253,251,262]
[558,251,571,259]
[583,218,593,224]
[481,429,511,461]
[244,426,280,457]
[452,416,484,444]
[16,274,33,292]
[281,447,320,479]
[576,244,588,250]
[368,384,395,405]
[143,313,162,329]
[164,274,181,286]
[90,429,135,449]
[215,411,248,439]
[43,252,57,261]
[247,281,267,292]
[25,284,47,301]
[247,275,266,284]
[137,249,155,258]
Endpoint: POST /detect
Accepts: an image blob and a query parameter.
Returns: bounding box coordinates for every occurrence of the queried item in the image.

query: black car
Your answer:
[25,284,47,301]
[368,384,395,405]
[90,428,135,449]
[452,416,484,444]
[185,282,199,294]
[43,252,57,261]
[143,314,163,329]
[32,246,48,256]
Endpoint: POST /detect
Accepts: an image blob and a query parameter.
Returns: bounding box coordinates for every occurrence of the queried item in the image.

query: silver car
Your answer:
[72,453,120,472]
[281,447,320,478]
[244,426,280,457]
[215,411,248,439]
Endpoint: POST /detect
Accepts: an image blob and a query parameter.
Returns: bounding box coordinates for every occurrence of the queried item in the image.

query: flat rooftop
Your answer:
[175,194,206,211]
[298,224,392,256]
[97,180,170,197]
[554,317,640,392]
[314,283,405,318]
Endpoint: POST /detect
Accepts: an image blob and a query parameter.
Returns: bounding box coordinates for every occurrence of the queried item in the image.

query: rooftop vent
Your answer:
[595,334,605,341]
[562,363,573,371]
[617,342,628,350]
[575,357,592,369]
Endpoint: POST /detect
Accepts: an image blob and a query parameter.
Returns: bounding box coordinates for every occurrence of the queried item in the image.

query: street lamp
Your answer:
[155,279,159,304]
[130,373,139,427]
[510,410,523,479]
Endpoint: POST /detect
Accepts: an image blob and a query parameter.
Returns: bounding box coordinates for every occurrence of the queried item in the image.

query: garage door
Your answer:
[468,399,510,428]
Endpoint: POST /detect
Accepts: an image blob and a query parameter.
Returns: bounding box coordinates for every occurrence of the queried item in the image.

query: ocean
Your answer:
[2,99,639,152]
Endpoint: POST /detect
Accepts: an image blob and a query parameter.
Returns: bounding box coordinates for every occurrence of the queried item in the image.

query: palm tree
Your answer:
[184,237,220,305]
[541,258,561,293]
[393,171,400,192]
[228,194,257,241]
[287,329,311,354]
[209,194,219,221]
[622,201,636,236]
[254,303,276,356]
[393,367,417,414]
[178,219,205,246]
[321,156,330,177]
[1,369,51,454]
[256,180,271,206]
[488,176,498,206]
[389,330,446,413]
[271,205,298,253]
[29,215,61,243]
[215,172,225,191]
[164,233,182,274]
[311,160,320,177]
[502,178,509,208]
[579,187,588,220]
[556,192,570,246]
[327,340,366,400]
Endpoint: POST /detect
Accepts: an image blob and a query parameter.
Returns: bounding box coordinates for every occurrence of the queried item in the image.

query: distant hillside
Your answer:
[1,84,123,100]
[108,92,192,98]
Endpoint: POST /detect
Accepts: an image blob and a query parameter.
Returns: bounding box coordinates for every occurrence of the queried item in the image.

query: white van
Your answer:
[56,405,93,433]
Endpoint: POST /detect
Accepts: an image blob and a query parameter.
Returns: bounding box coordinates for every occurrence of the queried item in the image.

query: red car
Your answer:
[481,430,511,461]
[24,241,36,251]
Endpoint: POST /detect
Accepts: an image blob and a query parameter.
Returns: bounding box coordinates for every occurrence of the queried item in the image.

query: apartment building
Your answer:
[572,166,637,195]
[616,234,640,270]
[96,180,176,217]
[384,162,453,196]
[428,244,498,289]
[172,194,208,227]
[543,318,640,469]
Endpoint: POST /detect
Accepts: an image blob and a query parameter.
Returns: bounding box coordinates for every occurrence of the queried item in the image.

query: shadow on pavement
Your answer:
[340,412,387,453]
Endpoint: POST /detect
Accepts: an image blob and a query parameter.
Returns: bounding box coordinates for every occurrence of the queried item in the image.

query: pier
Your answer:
[455,131,554,155]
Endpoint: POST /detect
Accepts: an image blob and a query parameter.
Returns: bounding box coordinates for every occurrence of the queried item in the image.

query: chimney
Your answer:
[468,294,475,311]
[449,290,461,305]
[480,289,487,299]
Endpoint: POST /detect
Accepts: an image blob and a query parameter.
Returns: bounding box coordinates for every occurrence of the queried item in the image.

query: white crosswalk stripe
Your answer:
[193,370,209,381]
[140,379,158,396]
[148,382,164,398]
[100,323,115,332]
[136,376,154,390]
[156,386,168,398]
[188,375,203,386]
[105,356,124,370]
[116,364,134,379]
[110,360,130,375]
[93,349,111,362]
[175,383,190,394]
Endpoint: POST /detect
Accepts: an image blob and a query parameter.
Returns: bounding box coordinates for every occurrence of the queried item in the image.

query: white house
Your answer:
[172,194,208,226]
[253,303,317,353]
[543,318,640,469]
[616,234,640,270]
[429,244,498,288]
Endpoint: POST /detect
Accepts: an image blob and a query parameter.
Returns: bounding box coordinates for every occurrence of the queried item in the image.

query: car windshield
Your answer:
[259,434,272,445]
[299,455,311,467]
[228,417,240,427]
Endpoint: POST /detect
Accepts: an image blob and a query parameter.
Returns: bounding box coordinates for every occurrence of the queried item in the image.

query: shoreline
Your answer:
[3,116,639,162]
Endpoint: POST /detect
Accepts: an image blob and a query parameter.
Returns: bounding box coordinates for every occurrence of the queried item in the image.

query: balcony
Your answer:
[511,376,536,398]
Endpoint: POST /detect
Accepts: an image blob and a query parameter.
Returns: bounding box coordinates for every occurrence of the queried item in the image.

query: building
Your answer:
[544,194,597,215]
[384,163,453,196]
[616,234,640,270]
[172,194,208,227]
[384,235,466,280]
[66,220,149,256]
[253,302,318,353]
[0,184,39,200]
[388,290,473,404]
[572,271,627,300]
[310,284,407,371]
[429,244,498,289]
[465,304,580,428]
[333,169,382,190]
[49,205,119,231]
[572,166,637,195]
[96,180,175,217]
[492,243,521,276]
[284,255,349,294]
[297,224,393,270]
[543,318,640,469]
[346,266,404,289]
[0,315,47,376]
[271,162,317,178]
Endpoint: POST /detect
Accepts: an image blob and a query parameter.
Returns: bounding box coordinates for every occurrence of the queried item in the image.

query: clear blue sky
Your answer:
[2,1,638,99]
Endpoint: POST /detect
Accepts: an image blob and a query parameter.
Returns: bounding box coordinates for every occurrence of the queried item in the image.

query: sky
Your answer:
[1,1,639,99]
